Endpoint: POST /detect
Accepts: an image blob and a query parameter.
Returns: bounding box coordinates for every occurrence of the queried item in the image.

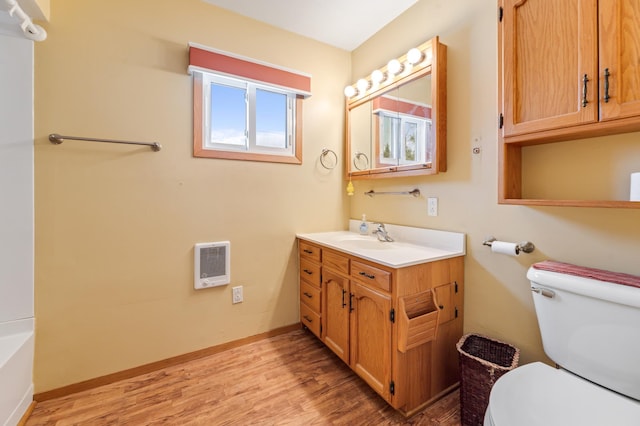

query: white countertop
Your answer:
[296,221,465,268]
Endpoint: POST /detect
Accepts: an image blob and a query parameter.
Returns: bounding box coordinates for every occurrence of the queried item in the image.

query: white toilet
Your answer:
[484,262,640,426]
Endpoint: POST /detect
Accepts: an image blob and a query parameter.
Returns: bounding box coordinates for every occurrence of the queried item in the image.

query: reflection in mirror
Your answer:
[373,76,432,169]
[345,36,446,179]
[349,101,372,171]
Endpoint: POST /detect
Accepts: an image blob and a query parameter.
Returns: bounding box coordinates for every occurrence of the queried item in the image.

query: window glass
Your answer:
[256,89,287,149]
[194,70,303,164]
[380,114,400,165]
[210,82,247,148]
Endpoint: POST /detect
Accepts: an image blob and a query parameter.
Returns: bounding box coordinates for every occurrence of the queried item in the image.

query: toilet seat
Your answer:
[485,362,640,426]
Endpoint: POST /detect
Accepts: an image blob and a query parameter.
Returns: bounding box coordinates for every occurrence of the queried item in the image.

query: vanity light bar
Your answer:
[344,41,433,100]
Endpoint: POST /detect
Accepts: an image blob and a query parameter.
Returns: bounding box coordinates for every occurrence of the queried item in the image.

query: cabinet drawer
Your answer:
[300,280,321,313]
[351,260,391,292]
[299,241,321,262]
[323,250,349,275]
[300,303,321,338]
[300,259,321,286]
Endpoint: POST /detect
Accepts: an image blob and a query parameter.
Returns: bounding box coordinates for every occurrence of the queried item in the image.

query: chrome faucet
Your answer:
[372,223,394,242]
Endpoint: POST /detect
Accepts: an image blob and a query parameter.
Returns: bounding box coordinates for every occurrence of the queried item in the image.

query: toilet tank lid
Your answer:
[532,261,640,289]
[528,262,640,309]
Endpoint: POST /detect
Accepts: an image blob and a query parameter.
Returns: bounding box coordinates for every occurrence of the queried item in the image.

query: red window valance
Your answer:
[188,42,311,98]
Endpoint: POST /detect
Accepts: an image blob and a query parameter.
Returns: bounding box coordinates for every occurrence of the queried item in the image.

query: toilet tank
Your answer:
[527,262,640,400]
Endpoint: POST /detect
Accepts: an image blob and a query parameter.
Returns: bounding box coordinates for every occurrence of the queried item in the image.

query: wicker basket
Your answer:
[456,334,520,426]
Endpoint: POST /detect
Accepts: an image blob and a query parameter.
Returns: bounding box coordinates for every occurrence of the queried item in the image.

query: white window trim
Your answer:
[192,73,303,164]
[377,110,431,165]
[200,71,297,158]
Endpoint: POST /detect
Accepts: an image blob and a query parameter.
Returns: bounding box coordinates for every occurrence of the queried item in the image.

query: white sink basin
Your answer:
[335,235,393,251]
[297,222,465,268]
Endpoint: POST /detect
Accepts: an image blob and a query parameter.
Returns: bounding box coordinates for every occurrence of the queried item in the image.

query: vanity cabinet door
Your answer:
[349,281,392,402]
[322,270,350,363]
[433,282,456,324]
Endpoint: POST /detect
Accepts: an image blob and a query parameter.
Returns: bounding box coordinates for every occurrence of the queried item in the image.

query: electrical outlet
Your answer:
[427,197,438,216]
[232,286,243,304]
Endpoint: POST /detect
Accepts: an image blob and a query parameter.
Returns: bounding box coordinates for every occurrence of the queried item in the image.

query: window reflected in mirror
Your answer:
[345,36,446,179]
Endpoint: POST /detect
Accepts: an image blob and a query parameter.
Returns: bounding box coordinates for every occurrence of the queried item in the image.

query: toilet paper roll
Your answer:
[491,241,520,256]
[630,172,640,201]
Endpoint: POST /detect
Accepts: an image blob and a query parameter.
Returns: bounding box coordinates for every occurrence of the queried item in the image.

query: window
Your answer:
[377,111,431,166]
[372,95,433,168]
[202,73,295,157]
[189,43,311,164]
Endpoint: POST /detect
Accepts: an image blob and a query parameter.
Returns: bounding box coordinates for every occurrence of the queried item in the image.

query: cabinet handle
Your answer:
[604,68,610,103]
[341,289,347,308]
[303,292,313,299]
[582,74,589,107]
[439,305,444,310]
[359,271,375,280]
[303,315,313,323]
[303,249,313,254]
[303,269,313,275]
[349,293,354,312]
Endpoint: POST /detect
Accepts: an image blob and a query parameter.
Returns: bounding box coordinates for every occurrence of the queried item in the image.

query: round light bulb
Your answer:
[356,78,370,93]
[387,59,404,76]
[344,85,357,98]
[371,69,386,85]
[407,47,424,65]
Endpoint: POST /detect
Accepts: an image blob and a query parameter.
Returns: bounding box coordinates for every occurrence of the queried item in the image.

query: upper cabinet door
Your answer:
[599,0,640,121]
[501,0,598,137]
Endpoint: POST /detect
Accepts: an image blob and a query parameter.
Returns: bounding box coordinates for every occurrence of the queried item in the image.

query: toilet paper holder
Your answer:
[482,237,535,254]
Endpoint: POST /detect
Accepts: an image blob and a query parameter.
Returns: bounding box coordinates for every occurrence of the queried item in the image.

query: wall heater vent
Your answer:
[194,241,230,290]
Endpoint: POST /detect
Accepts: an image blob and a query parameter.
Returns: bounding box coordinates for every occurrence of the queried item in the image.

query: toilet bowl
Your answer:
[484,362,640,426]
[484,261,640,425]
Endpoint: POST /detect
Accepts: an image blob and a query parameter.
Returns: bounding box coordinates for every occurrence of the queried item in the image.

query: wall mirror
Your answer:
[345,36,447,179]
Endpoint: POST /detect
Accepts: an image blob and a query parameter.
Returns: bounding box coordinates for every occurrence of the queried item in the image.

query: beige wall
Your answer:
[34,0,640,394]
[350,0,640,365]
[34,0,349,392]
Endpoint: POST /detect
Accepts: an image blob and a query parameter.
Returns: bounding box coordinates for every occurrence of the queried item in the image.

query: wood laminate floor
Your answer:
[26,328,461,425]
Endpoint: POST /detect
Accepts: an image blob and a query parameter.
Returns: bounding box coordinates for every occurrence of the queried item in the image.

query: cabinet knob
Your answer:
[303,269,313,275]
[303,292,313,298]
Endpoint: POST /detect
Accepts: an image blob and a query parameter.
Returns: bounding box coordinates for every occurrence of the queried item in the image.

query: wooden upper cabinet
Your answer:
[599,0,640,121]
[501,0,598,137]
[501,0,640,138]
[499,0,640,208]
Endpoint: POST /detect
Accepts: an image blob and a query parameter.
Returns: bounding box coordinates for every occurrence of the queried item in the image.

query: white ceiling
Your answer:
[202,0,418,51]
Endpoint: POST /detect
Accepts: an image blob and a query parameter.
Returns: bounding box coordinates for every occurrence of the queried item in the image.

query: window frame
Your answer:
[193,71,304,165]
[376,110,430,166]
[202,72,296,156]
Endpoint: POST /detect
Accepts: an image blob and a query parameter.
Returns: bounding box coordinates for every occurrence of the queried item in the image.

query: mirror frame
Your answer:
[345,36,447,179]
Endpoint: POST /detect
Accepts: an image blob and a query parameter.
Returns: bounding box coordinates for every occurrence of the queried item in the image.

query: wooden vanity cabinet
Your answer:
[299,241,322,338]
[322,268,350,363]
[499,0,640,207]
[298,239,464,417]
[348,277,393,401]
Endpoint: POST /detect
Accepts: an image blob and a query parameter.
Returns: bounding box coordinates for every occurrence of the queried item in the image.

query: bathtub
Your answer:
[0,318,33,426]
